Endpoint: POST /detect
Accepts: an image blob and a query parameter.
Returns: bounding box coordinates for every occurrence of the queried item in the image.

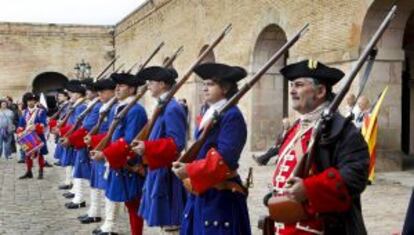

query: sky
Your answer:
[0,0,146,25]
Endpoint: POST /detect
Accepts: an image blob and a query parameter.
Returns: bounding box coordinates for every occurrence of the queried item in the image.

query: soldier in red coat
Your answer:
[266,60,369,234]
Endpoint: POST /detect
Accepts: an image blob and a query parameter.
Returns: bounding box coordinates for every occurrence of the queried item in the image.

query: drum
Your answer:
[17,131,44,156]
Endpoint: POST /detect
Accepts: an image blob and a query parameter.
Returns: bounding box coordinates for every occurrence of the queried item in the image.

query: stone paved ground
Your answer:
[0,146,412,235]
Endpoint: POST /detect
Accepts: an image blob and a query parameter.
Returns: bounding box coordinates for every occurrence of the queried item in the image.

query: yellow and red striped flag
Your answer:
[361,86,388,183]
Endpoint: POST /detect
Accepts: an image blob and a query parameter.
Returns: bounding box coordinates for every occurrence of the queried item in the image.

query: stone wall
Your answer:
[0,22,114,100]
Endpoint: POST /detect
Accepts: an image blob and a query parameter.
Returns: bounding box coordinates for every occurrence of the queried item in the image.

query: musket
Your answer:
[134,24,232,143]
[56,98,86,129]
[267,5,397,225]
[93,43,179,152]
[134,41,165,75]
[178,23,309,164]
[49,102,69,121]
[100,63,125,80]
[62,98,101,140]
[95,56,119,80]
[348,48,378,119]
[87,97,118,136]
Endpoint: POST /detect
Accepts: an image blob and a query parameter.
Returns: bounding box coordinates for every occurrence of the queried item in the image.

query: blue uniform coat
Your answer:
[60,102,87,167]
[90,100,118,190]
[104,101,147,202]
[73,100,102,179]
[54,102,71,161]
[139,99,187,227]
[181,106,251,235]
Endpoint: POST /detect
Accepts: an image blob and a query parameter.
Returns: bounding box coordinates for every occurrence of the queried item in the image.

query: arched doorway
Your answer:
[32,72,68,115]
[250,24,287,151]
[360,0,414,167]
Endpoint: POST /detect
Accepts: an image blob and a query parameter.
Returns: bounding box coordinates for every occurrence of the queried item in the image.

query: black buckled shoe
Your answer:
[65,201,86,209]
[19,171,33,179]
[80,216,102,224]
[58,184,73,190]
[62,192,75,199]
[97,232,119,235]
[77,214,89,220]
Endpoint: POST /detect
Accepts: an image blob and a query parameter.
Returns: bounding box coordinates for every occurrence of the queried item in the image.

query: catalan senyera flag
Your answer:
[361,86,388,183]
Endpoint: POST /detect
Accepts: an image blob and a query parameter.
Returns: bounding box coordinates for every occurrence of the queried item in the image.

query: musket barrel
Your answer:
[96,56,119,80]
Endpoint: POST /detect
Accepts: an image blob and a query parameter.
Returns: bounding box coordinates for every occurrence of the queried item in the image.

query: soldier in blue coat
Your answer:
[58,80,87,191]
[91,73,147,235]
[17,92,49,180]
[50,88,71,166]
[132,66,187,234]
[172,63,251,235]
[64,78,102,209]
[79,78,117,225]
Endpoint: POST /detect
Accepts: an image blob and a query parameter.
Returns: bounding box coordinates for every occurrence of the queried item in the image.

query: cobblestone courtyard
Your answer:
[0,148,411,235]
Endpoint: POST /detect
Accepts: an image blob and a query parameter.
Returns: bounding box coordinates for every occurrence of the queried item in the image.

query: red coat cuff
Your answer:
[144,137,178,170]
[68,127,88,149]
[49,119,57,129]
[103,138,132,170]
[35,124,44,135]
[59,125,72,137]
[186,148,231,194]
[90,133,107,149]
[303,167,352,213]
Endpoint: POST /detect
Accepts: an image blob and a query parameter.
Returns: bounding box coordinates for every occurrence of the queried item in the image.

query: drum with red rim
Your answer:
[17,131,44,156]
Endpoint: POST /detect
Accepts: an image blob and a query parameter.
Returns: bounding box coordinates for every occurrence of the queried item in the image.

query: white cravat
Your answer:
[116,96,135,113]
[73,97,84,107]
[99,97,116,113]
[86,97,100,109]
[199,99,227,131]
[298,101,329,131]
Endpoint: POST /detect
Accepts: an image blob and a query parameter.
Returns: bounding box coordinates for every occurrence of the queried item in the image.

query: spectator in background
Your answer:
[355,96,370,129]
[6,96,19,154]
[0,100,15,159]
[344,93,361,119]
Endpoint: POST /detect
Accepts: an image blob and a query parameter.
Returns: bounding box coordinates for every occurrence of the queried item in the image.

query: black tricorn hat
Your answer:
[135,66,178,83]
[111,73,145,87]
[280,59,344,86]
[193,63,247,82]
[81,78,96,91]
[56,88,69,97]
[94,78,116,91]
[65,79,86,95]
[23,92,39,101]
